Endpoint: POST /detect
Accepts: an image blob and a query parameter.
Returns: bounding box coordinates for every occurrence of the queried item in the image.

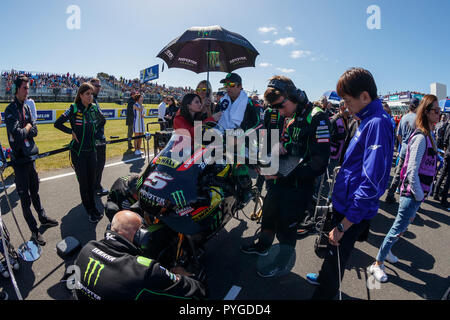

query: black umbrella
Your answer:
[157,25,259,87]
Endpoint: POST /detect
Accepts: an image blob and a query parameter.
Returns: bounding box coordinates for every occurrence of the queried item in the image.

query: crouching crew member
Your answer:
[73,210,207,300]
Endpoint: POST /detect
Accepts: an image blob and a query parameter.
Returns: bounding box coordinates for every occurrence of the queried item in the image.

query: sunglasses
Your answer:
[196,88,207,92]
[95,85,101,88]
[429,108,441,114]
[223,82,237,88]
[270,98,288,109]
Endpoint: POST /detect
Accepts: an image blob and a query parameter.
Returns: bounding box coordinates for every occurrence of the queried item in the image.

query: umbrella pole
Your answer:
[206,41,211,96]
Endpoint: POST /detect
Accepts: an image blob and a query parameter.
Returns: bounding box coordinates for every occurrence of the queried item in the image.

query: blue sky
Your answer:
[0,0,449,100]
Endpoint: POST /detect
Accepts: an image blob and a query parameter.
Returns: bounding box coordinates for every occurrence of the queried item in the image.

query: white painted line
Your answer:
[0,154,153,190]
[223,285,242,300]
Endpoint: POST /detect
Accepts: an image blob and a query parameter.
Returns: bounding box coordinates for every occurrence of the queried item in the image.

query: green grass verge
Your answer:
[0,119,161,178]
[0,102,159,111]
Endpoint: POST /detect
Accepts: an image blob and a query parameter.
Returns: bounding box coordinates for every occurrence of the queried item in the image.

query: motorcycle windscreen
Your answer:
[141,133,209,234]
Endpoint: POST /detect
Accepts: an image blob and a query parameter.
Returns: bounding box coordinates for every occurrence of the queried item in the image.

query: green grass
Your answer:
[0,102,159,111]
[0,119,162,177]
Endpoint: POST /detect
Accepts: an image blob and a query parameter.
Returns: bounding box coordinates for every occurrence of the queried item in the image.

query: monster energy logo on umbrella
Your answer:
[171,190,187,208]
[84,258,104,287]
[198,29,210,38]
[207,51,220,68]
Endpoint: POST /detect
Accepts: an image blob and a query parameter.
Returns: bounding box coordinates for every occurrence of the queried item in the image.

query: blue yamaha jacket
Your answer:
[332,99,394,224]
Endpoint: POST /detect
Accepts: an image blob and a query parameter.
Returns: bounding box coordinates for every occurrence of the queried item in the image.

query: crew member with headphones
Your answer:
[241,75,331,278]
[4,75,58,246]
[54,82,104,223]
[73,210,207,300]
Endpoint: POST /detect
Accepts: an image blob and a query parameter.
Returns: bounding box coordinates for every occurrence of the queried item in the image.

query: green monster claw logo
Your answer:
[207,51,220,68]
[292,127,301,141]
[136,176,143,190]
[171,191,187,208]
[198,30,210,38]
[84,258,104,287]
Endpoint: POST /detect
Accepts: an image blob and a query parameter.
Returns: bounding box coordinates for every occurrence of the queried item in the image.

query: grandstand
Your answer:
[1,69,193,104]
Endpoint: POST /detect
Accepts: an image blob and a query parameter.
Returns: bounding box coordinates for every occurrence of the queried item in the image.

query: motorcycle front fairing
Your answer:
[139,133,224,235]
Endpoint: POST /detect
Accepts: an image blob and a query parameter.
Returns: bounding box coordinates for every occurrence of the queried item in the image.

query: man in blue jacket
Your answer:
[306,68,394,299]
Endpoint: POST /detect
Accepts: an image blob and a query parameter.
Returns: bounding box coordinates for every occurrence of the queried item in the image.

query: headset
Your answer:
[106,221,150,250]
[14,75,28,95]
[267,78,309,106]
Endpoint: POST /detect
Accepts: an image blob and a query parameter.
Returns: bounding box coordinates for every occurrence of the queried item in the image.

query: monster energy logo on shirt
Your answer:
[291,127,301,140]
[84,258,105,287]
[171,190,187,208]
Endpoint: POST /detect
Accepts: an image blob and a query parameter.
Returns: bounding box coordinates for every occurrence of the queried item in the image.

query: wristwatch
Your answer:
[337,223,345,233]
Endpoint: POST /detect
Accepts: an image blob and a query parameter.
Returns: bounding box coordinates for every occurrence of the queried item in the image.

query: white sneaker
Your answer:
[367,263,388,283]
[386,250,398,264]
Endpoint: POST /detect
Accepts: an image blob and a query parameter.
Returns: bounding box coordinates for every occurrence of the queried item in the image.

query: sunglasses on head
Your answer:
[270,98,288,109]
[223,82,237,88]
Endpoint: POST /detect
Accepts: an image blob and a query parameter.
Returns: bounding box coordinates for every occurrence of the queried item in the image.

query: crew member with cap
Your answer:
[215,73,261,208]
[241,75,331,278]
[385,97,420,203]
[73,210,207,300]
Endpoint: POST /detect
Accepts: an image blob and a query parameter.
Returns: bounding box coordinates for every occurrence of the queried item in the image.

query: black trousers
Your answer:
[71,150,97,213]
[12,161,47,234]
[260,182,312,247]
[127,124,133,149]
[311,211,370,300]
[95,144,106,190]
[435,154,450,203]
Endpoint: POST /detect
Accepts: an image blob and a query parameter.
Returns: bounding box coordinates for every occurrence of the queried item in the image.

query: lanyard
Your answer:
[17,104,27,129]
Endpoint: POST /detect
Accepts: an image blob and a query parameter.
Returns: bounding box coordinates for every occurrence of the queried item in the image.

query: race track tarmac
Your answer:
[1,153,449,300]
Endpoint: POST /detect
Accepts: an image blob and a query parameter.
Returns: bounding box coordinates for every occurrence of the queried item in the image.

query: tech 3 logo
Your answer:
[172,190,187,208]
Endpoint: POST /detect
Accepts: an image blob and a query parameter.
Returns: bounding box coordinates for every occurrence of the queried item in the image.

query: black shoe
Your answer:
[385,194,396,203]
[31,232,46,246]
[433,194,440,201]
[93,209,104,220]
[87,211,101,223]
[95,188,109,197]
[0,291,8,301]
[40,216,59,228]
[240,242,269,256]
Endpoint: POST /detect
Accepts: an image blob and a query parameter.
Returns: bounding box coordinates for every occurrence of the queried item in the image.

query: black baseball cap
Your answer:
[220,73,242,85]
[410,97,420,109]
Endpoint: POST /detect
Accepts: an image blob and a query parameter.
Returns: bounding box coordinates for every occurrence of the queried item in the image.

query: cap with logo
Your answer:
[220,73,242,85]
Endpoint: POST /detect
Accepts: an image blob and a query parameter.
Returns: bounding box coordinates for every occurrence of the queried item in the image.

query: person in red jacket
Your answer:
[173,93,222,141]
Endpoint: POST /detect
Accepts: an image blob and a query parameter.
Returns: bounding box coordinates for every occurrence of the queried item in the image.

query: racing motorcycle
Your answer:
[134,124,265,279]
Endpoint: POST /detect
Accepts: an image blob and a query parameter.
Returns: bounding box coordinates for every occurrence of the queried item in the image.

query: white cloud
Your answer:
[261,40,271,44]
[258,26,278,34]
[291,50,311,59]
[274,37,296,46]
[259,62,272,67]
[277,68,295,73]
[286,26,293,32]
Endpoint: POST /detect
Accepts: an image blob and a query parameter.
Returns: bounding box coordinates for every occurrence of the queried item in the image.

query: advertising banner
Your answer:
[140,65,159,83]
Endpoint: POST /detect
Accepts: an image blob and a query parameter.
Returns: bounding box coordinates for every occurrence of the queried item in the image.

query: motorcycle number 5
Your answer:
[143,171,174,190]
